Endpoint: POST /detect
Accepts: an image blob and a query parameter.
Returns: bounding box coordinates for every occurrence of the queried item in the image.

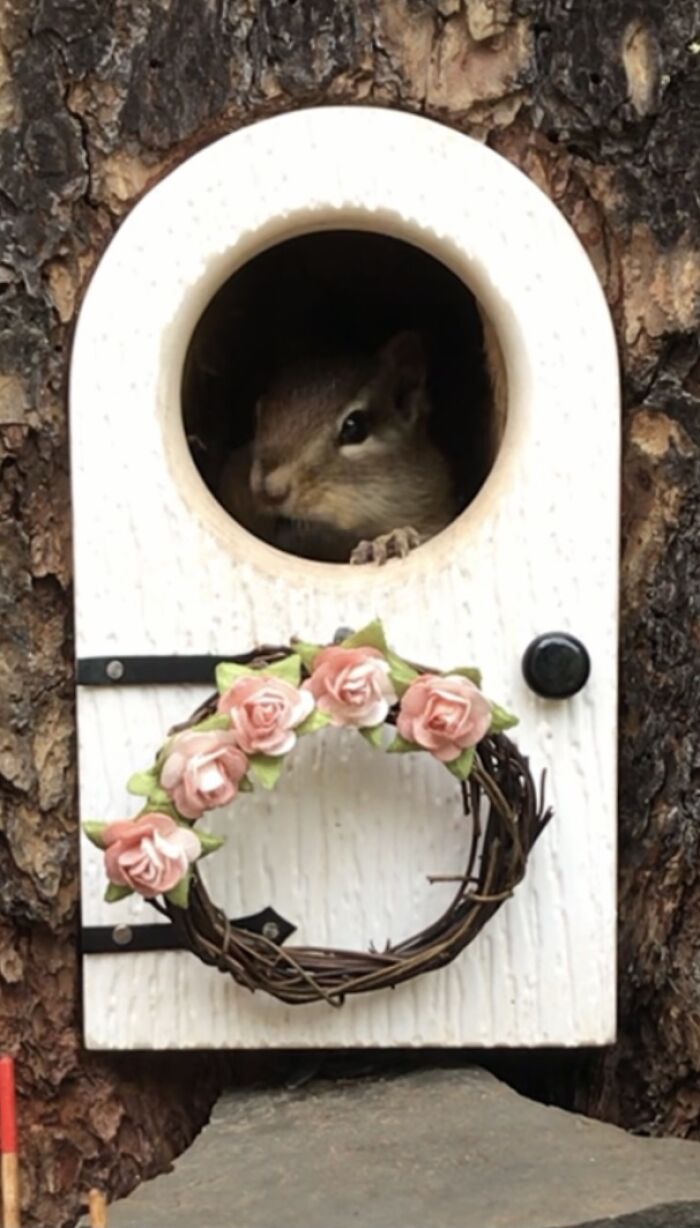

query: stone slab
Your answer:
[80,1068,700,1228]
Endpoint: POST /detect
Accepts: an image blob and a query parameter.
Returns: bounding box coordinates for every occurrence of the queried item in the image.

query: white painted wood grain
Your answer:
[71,107,619,1049]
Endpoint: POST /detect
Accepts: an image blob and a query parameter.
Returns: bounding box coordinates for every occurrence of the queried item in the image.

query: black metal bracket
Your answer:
[76,653,263,687]
[76,633,353,687]
[81,907,296,954]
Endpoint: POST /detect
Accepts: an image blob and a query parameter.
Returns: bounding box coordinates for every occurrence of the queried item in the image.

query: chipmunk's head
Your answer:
[249,332,431,535]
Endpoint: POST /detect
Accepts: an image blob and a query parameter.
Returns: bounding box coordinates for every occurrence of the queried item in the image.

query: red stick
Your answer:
[0,1058,17,1155]
[0,1055,19,1228]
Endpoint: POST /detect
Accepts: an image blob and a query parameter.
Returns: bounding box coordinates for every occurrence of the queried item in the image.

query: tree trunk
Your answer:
[2,0,700,1223]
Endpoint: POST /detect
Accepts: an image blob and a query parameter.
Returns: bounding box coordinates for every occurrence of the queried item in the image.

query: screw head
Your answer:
[105,659,125,681]
[112,924,133,947]
[333,626,354,644]
[262,921,280,942]
[522,632,591,699]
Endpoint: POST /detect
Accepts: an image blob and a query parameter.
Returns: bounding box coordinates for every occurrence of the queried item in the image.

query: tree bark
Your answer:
[2,0,700,1223]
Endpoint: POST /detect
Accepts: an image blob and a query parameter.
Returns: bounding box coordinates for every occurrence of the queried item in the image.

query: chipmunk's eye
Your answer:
[338,410,370,446]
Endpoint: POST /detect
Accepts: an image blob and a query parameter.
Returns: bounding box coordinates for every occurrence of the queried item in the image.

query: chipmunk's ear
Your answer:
[378,331,427,423]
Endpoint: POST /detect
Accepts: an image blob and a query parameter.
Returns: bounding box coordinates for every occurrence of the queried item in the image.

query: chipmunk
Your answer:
[216,332,459,564]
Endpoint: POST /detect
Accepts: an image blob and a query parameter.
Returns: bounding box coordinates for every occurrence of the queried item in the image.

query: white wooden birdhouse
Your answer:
[72,106,619,1049]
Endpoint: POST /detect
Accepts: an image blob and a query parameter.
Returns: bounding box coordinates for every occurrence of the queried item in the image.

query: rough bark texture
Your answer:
[2,0,700,1223]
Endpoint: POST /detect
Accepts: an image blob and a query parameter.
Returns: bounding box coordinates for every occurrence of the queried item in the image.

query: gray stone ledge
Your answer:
[83,1068,700,1228]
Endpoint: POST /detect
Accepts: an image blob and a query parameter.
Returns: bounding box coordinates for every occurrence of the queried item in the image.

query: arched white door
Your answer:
[72,107,619,1049]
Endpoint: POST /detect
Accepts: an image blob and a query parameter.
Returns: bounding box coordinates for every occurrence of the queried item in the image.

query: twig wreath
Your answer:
[84,621,552,1006]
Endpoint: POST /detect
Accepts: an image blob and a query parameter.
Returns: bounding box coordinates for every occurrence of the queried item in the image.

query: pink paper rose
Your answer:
[303,645,397,728]
[397,673,492,762]
[160,730,248,819]
[103,813,200,898]
[218,674,314,756]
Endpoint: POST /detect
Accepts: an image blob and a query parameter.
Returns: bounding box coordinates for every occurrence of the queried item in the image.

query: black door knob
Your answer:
[522,633,591,699]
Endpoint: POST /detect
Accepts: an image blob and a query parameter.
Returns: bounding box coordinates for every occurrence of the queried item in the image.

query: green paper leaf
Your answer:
[296,707,332,736]
[196,830,225,857]
[104,881,134,904]
[138,801,179,823]
[387,732,419,754]
[127,769,158,797]
[190,714,232,734]
[446,666,483,687]
[217,656,303,690]
[248,754,286,790]
[385,649,419,696]
[360,723,385,749]
[294,641,322,672]
[340,619,389,654]
[165,874,191,909]
[147,785,172,807]
[239,775,254,793]
[83,821,107,849]
[489,703,519,733]
[445,746,476,781]
[216,660,255,693]
[265,654,302,686]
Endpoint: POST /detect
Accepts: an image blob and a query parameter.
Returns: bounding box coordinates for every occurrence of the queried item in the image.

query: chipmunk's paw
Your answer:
[349,526,423,566]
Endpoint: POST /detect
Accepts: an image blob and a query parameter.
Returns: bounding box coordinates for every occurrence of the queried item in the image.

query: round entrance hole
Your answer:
[181,230,505,564]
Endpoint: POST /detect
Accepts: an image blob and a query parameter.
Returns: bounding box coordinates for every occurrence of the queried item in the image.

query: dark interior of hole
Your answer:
[220,1047,590,1116]
[182,231,495,557]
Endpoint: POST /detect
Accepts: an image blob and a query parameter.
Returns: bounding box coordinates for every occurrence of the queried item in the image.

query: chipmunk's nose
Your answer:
[263,476,290,505]
[251,459,291,505]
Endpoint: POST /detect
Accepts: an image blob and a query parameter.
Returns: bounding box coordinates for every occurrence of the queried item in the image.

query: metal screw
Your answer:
[262,921,280,942]
[105,659,125,681]
[112,924,133,947]
[333,626,354,644]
